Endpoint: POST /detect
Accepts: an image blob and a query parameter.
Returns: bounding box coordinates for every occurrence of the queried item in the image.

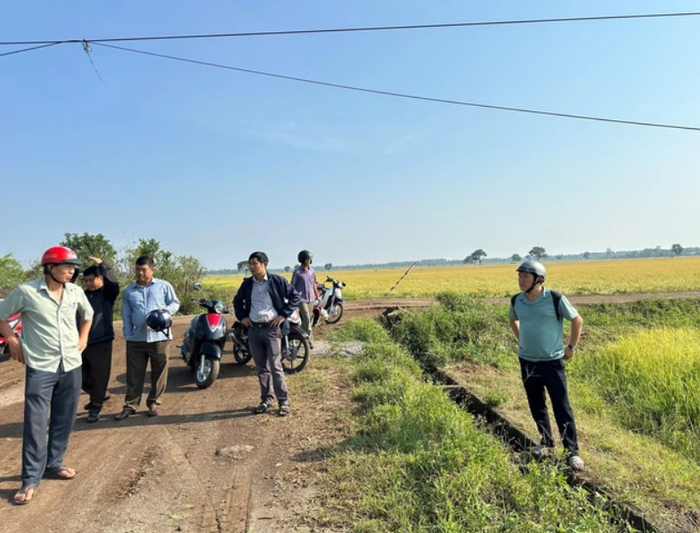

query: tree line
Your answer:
[0,233,207,315]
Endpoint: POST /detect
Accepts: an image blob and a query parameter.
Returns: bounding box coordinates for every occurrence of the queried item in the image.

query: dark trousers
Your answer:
[23,364,81,486]
[519,357,579,454]
[124,341,169,411]
[81,340,113,413]
[248,326,288,404]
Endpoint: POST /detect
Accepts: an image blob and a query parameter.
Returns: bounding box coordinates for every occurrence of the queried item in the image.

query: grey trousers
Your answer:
[23,364,81,486]
[297,302,314,344]
[124,341,169,411]
[248,326,288,404]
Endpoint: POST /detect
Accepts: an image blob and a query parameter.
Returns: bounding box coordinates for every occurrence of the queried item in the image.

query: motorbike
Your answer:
[0,309,22,358]
[178,284,229,388]
[228,310,311,373]
[312,276,346,326]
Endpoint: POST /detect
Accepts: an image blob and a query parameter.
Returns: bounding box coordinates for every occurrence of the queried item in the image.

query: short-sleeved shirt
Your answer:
[509,287,579,362]
[0,278,94,372]
[291,266,317,303]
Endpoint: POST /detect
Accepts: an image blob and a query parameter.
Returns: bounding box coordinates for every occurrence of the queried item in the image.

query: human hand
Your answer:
[563,346,575,361]
[89,256,103,265]
[78,336,88,352]
[270,316,285,328]
[241,317,252,328]
[8,338,25,364]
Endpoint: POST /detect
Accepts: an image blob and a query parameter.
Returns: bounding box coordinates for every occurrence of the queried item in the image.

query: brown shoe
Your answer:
[115,408,134,421]
[147,405,160,417]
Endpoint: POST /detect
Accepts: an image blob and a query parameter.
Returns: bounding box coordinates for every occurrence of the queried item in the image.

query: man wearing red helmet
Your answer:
[0,246,94,505]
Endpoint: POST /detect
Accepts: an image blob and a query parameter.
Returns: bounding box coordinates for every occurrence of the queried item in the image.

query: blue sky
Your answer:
[2,1,699,269]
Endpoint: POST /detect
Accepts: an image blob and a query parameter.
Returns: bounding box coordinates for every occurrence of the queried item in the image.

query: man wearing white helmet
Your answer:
[509,260,585,471]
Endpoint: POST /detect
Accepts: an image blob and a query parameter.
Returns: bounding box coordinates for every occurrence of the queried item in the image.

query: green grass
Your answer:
[316,319,629,532]
[381,295,700,529]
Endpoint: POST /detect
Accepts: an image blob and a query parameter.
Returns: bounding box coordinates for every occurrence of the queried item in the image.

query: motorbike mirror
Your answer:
[193,282,203,291]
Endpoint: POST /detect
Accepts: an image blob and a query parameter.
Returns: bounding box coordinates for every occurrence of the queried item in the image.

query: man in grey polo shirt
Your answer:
[115,256,180,420]
[0,246,94,505]
[508,260,585,471]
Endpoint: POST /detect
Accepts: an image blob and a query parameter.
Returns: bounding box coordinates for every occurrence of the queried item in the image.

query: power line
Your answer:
[2,11,700,46]
[93,42,700,133]
[0,42,61,58]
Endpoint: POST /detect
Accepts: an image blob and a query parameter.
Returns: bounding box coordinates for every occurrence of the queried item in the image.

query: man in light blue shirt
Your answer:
[116,256,180,420]
[509,261,584,472]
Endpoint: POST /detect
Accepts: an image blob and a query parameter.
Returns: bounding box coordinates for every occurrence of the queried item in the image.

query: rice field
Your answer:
[205,257,700,299]
[576,327,700,460]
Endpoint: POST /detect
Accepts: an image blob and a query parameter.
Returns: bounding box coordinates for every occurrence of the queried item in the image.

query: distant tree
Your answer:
[583,251,591,260]
[672,244,684,257]
[0,253,25,295]
[528,246,547,261]
[511,254,521,263]
[60,232,117,266]
[605,247,614,259]
[237,260,248,272]
[284,266,291,272]
[324,263,333,271]
[470,249,487,265]
[556,254,564,261]
[463,256,475,265]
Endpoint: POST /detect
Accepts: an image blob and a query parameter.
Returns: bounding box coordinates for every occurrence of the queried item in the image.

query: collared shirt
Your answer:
[250,274,278,323]
[509,287,579,362]
[0,278,94,372]
[122,277,180,342]
[291,266,317,303]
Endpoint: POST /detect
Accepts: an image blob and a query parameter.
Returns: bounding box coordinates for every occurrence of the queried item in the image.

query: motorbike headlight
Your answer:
[214,301,225,314]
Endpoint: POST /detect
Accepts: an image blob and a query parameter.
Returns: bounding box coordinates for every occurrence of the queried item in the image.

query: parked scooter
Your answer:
[178,283,229,388]
[228,310,311,373]
[0,305,21,358]
[312,276,346,326]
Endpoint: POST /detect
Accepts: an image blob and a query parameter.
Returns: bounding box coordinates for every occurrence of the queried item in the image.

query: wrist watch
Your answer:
[567,344,577,350]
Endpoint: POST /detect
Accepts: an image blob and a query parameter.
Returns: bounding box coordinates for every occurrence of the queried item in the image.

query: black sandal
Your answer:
[44,466,77,480]
[254,402,271,414]
[13,485,38,505]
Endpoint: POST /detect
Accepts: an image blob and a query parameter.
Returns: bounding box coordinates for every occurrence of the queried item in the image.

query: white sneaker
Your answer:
[529,444,552,459]
[568,455,585,471]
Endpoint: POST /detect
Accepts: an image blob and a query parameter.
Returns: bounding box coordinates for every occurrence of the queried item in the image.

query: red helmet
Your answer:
[41,246,80,266]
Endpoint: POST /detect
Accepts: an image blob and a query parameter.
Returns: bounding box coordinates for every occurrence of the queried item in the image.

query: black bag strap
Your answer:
[550,290,563,322]
[511,291,563,322]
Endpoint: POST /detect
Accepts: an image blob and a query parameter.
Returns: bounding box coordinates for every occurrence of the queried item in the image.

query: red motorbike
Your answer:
[0,311,22,357]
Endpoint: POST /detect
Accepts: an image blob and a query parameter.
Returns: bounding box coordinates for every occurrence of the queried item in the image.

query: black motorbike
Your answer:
[228,311,311,373]
[179,285,229,388]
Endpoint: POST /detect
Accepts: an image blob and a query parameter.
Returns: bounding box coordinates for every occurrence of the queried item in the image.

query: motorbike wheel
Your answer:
[324,302,344,325]
[282,333,310,374]
[194,355,220,389]
[233,346,252,365]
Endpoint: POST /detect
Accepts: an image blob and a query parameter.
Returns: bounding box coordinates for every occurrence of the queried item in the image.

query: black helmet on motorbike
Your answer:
[146,309,173,335]
[298,250,313,264]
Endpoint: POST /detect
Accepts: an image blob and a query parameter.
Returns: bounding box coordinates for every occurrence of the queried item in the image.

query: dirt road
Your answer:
[0,319,348,533]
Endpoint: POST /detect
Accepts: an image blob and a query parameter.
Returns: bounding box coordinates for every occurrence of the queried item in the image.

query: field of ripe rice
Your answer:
[205,257,700,299]
[575,327,700,460]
